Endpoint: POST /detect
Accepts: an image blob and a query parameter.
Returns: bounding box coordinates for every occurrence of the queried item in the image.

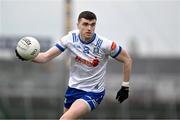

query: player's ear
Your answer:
[77,22,80,29]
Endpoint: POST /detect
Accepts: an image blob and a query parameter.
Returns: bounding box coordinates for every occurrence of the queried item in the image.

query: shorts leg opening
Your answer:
[78,99,92,111]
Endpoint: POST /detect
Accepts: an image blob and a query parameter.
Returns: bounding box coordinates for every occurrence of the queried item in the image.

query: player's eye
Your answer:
[82,23,89,26]
[90,23,96,27]
[82,22,96,27]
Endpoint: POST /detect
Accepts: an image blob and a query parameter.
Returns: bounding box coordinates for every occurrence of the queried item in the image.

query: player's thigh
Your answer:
[63,107,68,113]
[60,99,90,119]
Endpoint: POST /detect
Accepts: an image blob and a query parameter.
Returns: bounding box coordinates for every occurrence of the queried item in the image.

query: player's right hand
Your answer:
[15,49,26,61]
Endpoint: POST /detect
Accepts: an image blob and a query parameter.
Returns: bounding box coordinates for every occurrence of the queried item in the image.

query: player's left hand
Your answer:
[116,86,129,103]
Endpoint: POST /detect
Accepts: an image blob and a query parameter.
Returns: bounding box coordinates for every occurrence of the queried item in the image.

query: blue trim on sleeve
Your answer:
[55,43,65,52]
[111,46,122,58]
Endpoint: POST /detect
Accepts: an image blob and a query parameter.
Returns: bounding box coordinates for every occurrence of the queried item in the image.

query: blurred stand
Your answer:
[0,36,180,119]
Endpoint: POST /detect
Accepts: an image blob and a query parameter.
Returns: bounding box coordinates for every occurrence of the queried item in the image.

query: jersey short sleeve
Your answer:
[110,41,122,58]
[103,39,122,58]
[55,33,71,52]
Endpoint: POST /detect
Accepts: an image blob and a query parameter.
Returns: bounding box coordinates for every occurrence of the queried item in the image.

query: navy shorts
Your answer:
[64,87,105,111]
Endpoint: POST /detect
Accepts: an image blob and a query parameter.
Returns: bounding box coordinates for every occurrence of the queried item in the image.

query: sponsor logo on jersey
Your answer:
[75,56,99,67]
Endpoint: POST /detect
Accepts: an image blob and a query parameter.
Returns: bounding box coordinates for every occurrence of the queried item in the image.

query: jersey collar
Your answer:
[78,33,96,44]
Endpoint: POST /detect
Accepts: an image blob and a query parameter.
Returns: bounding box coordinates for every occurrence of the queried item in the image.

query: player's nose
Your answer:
[87,25,92,30]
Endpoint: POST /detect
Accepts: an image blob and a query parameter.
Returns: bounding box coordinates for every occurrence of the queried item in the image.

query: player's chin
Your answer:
[85,34,93,39]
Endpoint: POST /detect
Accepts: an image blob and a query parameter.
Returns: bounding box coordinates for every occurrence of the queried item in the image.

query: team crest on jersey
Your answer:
[91,44,104,59]
[93,48,99,54]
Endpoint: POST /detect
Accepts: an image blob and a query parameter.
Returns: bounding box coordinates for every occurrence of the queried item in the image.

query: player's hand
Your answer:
[15,49,26,61]
[116,86,129,103]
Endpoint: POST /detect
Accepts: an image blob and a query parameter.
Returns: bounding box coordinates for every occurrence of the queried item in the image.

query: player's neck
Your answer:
[78,33,96,44]
[80,35,91,42]
[79,35,92,43]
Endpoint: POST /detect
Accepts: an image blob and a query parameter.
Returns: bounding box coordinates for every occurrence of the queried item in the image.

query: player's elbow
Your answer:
[125,56,133,67]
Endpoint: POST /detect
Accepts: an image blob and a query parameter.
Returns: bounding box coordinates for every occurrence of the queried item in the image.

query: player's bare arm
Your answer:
[114,47,132,103]
[32,46,62,63]
[115,48,132,82]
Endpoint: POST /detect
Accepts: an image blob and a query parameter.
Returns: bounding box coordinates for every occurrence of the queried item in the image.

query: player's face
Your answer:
[77,18,96,41]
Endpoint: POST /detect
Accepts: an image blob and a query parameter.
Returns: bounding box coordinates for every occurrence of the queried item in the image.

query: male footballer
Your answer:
[16,11,132,119]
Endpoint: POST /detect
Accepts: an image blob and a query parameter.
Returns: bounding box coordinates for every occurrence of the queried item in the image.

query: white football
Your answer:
[16,37,40,60]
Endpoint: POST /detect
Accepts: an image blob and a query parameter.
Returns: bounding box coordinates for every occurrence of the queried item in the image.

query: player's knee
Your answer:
[59,115,68,120]
[59,113,74,120]
[59,116,65,120]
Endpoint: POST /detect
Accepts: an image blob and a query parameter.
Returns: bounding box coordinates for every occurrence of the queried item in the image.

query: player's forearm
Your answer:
[32,47,61,63]
[123,57,132,82]
[32,52,49,63]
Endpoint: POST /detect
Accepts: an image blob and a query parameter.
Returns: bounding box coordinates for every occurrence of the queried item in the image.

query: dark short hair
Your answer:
[78,11,97,21]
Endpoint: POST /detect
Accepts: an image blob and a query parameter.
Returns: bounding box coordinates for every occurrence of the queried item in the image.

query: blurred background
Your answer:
[0,0,180,119]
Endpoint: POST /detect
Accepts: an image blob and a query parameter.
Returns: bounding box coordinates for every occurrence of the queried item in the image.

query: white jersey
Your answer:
[55,30,121,92]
